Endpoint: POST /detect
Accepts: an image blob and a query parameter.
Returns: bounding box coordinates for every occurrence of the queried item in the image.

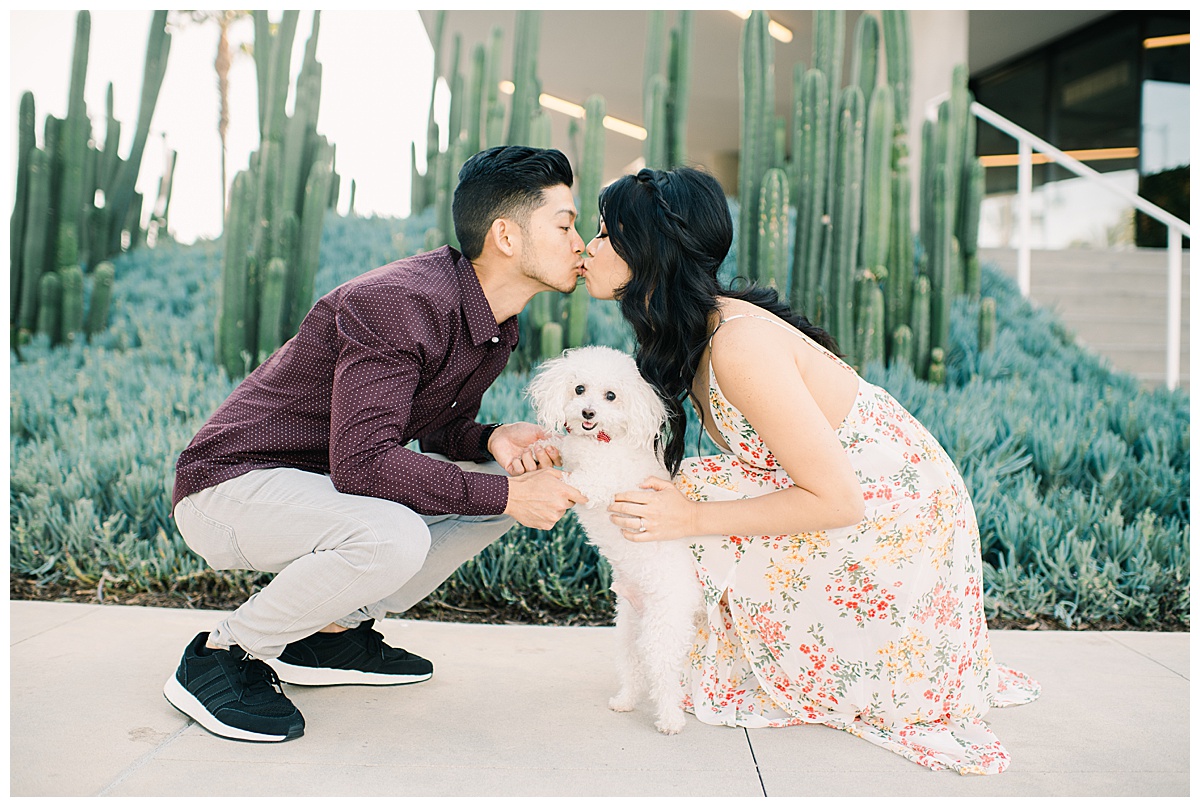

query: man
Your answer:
[164,146,587,742]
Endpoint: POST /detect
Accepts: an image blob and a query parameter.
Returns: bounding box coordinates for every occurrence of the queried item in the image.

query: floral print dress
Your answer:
[675,315,1040,775]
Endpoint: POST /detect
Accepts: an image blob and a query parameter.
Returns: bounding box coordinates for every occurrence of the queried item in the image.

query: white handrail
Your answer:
[953,99,1189,390]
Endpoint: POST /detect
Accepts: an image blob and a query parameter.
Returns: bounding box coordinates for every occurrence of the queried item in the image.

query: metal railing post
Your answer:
[1167,226,1182,390]
[1017,141,1032,297]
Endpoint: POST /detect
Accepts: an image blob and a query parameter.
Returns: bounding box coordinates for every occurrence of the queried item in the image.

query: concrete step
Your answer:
[977,247,1190,391]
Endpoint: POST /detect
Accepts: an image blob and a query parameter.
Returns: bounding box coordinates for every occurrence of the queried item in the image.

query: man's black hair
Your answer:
[451,146,574,260]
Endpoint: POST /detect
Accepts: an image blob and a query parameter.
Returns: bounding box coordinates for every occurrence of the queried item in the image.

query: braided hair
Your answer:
[597,166,839,475]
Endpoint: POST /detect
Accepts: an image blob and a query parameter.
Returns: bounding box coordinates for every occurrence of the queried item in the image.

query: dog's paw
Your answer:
[655,712,686,735]
[608,693,636,713]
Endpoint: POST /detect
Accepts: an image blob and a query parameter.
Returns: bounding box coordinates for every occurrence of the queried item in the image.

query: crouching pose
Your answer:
[165,146,587,742]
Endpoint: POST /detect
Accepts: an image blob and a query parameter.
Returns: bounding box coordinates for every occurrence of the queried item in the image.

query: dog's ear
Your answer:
[525,353,571,433]
[623,369,670,452]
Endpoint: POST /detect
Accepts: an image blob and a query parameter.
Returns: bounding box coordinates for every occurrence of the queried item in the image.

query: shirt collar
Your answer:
[450,246,517,347]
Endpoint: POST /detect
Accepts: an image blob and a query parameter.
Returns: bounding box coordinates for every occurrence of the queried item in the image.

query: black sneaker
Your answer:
[267,619,434,686]
[163,631,304,743]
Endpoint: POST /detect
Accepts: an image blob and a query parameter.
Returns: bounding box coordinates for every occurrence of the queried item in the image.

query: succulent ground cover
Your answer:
[9,212,1189,630]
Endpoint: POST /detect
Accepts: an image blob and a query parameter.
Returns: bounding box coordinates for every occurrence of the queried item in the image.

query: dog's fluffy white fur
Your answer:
[527,345,703,734]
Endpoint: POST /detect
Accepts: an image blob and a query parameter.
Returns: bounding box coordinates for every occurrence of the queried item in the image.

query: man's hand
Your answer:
[488,422,562,475]
[503,468,587,530]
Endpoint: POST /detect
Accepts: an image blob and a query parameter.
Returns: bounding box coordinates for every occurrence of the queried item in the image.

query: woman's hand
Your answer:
[609,476,698,542]
[488,423,562,475]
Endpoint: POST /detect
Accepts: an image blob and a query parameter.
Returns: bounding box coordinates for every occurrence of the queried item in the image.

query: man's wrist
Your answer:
[479,422,503,460]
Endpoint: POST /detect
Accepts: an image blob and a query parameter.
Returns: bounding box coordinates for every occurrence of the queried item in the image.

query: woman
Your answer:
[579,166,1039,775]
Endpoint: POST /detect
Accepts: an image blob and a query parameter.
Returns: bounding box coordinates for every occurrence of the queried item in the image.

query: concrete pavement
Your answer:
[8,600,1190,797]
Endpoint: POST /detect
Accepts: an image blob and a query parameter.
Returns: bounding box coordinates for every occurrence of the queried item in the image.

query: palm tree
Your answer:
[172,10,251,220]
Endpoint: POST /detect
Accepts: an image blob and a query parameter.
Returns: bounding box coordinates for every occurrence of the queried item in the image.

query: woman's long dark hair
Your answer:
[598,166,839,476]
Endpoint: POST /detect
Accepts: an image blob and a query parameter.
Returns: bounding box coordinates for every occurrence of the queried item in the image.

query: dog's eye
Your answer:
[605,391,616,401]
[575,385,585,395]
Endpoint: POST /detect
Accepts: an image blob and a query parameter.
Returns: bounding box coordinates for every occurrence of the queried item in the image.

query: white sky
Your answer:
[9,9,437,244]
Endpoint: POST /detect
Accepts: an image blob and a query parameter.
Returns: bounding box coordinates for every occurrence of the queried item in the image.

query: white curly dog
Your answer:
[527,345,704,734]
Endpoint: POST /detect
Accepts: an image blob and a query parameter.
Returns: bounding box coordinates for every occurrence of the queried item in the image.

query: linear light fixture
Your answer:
[728,10,794,43]
[979,146,1139,168]
[498,81,648,141]
[1144,33,1189,49]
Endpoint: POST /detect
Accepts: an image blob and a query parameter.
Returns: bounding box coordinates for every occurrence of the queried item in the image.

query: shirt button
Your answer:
[491,336,499,343]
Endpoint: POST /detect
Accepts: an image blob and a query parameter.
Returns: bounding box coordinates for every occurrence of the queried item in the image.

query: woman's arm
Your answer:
[610,318,864,541]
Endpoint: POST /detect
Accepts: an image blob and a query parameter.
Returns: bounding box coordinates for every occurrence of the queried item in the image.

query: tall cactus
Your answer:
[11,91,36,327]
[577,95,606,246]
[85,261,115,337]
[850,12,879,112]
[813,10,844,213]
[737,10,774,282]
[929,165,953,360]
[484,26,505,148]
[757,168,789,291]
[911,273,931,376]
[789,68,829,320]
[644,11,693,170]
[58,264,85,345]
[666,11,693,167]
[465,43,486,156]
[104,10,169,259]
[860,84,894,281]
[827,86,865,361]
[855,277,885,368]
[57,10,90,269]
[17,148,51,335]
[643,74,669,169]
[217,12,336,376]
[507,11,541,146]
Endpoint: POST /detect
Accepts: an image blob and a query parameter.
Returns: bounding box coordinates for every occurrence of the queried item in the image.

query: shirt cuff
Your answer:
[463,468,509,516]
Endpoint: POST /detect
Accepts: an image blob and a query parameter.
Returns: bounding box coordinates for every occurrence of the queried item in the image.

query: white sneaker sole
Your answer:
[163,674,297,742]
[265,658,433,687]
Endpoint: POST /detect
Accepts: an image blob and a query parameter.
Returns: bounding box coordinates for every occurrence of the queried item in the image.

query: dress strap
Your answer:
[709,313,800,344]
[708,313,848,369]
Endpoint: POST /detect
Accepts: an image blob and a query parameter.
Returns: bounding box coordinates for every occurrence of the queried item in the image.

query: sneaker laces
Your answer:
[236,652,285,697]
[353,624,388,657]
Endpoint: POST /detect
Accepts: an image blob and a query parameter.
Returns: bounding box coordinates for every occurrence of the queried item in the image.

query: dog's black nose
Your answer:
[582,408,595,420]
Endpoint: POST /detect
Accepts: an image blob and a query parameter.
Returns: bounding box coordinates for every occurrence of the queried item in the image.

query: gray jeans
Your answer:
[172,458,514,659]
